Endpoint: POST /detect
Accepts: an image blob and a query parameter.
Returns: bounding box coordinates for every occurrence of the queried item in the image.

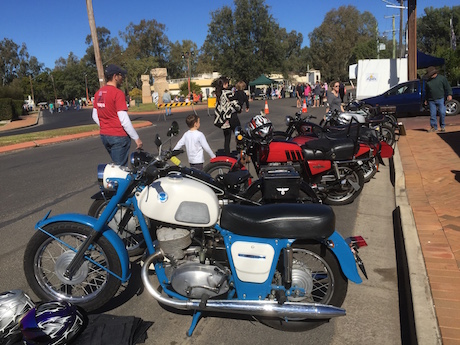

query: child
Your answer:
[173,114,216,170]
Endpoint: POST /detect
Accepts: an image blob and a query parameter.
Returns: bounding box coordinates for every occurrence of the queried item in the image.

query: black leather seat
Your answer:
[220,203,335,240]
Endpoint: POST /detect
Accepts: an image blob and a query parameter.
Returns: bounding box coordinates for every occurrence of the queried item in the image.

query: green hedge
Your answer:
[0,98,25,121]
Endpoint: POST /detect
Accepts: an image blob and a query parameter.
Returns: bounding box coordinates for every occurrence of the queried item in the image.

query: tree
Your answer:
[309,6,377,82]
[121,19,170,64]
[0,38,20,86]
[167,40,198,80]
[201,0,303,84]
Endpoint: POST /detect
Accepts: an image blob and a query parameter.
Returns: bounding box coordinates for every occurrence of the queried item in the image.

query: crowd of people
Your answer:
[293,81,346,108]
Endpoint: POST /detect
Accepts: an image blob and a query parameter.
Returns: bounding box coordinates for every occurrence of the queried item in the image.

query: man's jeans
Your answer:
[101,135,131,166]
[428,98,446,130]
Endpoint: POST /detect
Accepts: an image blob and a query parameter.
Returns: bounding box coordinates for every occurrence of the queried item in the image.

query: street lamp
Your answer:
[181,51,194,99]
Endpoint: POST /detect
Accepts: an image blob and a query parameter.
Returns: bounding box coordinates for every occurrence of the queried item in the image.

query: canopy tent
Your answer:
[417,50,445,69]
[249,74,276,86]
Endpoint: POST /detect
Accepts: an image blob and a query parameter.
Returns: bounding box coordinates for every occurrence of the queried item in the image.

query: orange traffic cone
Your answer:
[302,99,308,113]
[264,100,269,115]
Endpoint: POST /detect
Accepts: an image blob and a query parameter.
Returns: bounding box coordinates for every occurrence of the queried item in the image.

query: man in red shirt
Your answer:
[92,64,143,166]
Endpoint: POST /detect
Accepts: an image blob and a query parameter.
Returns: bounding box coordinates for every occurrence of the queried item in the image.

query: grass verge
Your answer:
[0,124,100,147]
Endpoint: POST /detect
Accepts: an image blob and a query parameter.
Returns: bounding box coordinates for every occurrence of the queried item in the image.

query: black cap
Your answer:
[104,64,127,77]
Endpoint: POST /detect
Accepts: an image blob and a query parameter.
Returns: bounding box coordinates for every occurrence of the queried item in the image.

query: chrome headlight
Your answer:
[285,116,293,127]
[97,164,107,184]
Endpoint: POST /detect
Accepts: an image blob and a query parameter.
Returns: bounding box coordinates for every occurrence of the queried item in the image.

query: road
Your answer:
[0,98,401,344]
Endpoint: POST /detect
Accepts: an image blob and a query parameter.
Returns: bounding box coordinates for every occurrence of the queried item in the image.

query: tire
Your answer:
[258,243,348,332]
[446,99,460,116]
[203,162,233,179]
[245,181,319,204]
[322,164,364,206]
[24,222,122,312]
[361,157,378,183]
[88,199,148,257]
[379,123,396,147]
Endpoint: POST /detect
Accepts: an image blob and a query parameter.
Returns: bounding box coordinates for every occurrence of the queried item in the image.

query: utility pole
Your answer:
[50,74,57,106]
[399,0,404,57]
[181,51,194,98]
[385,15,399,59]
[29,75,35,106]
[86,0,104,87]
[407,0,417,79]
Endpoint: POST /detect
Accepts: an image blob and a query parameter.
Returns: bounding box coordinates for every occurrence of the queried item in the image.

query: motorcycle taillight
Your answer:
[346,236,368,249]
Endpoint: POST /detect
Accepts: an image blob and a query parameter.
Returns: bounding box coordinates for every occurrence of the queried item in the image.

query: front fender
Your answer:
[328,231,362,284]
[35,213,130,283]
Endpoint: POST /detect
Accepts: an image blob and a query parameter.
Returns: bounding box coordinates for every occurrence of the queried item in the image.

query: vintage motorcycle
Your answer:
[87,122,319,256]
[204,115,369,205]
[272,112,394,183]
[23,126,368,336]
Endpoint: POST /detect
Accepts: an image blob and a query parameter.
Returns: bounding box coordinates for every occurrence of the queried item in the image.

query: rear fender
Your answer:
[328,231,362,284]
[35,212,130,283]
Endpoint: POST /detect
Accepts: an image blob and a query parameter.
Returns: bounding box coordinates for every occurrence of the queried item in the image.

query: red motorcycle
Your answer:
[205,115,368,206]
[273,112,394,183]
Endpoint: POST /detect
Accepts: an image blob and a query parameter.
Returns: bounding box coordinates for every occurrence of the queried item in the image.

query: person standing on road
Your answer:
[313,81,321,107]
[235,81,250,113]
[326,81,345,114]
[173,114,216,171]
[92,64,143,166]
[162,89,172,116]
[214,77,241,154]
[424,66,452,133]
[338,81,346,103]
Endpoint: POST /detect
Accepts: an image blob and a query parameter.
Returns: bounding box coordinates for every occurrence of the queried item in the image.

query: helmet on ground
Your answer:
[0,289,35,344]
[20,301,87,345]
[247,115,273,143]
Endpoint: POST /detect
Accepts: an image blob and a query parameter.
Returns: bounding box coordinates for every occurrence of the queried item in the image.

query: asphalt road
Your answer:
[0,98,401,344]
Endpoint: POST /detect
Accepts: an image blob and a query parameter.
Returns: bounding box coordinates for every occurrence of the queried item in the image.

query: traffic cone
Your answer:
[302,99,308,113]
[264,100,269,115]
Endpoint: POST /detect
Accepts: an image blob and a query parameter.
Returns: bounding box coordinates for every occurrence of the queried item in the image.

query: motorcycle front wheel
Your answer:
[24,222,122,312]
[258,243,348,332]
[322,164,364,205]
[88,199,148,257]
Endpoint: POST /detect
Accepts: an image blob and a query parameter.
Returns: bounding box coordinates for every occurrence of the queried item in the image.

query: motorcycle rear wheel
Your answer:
[88,199,148,256]
[322,165,364,205]
[361,157,378,183]
[23,222,122,312]
[203,162,233,179]
[379,123,396,147]
[258,243,348,332]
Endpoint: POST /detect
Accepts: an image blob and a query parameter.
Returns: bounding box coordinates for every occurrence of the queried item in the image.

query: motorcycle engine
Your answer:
[156,227,230,299]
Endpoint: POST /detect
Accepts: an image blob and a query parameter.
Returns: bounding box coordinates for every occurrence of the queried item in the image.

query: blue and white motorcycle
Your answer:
[23,129,368,336]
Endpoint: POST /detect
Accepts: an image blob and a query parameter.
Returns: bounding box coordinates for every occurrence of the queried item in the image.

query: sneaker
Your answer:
[428,127,436,132]
[221,121,230,129]
[440,127,446,132]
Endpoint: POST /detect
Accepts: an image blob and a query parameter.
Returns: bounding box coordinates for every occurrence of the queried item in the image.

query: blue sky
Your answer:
[1,0,457,69]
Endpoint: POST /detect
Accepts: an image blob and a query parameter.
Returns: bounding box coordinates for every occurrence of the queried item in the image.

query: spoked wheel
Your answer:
[203,162,233,179]
[23,222,122,312]
[322,164,364,205]
[361,157,378,183]
[88,200,148,256]
[258,243,348,332]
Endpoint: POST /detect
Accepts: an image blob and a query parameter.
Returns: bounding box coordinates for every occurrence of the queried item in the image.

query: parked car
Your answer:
[359,79,460,117]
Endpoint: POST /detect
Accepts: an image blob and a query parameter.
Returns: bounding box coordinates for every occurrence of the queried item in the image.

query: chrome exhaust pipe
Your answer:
[141,252,346,319]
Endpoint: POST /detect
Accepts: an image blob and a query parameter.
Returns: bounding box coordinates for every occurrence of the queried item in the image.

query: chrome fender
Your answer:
[328,231,362,284]
[35,212,130,283]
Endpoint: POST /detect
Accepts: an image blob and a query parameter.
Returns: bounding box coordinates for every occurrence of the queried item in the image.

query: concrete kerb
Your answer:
[393,144,442,345]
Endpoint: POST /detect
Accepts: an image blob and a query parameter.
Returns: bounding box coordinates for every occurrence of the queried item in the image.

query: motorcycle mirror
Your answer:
[167,121,179,137]
[154,134,162,148]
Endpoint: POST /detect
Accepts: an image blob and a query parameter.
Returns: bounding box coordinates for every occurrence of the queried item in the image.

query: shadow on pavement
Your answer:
[439,130,460,158]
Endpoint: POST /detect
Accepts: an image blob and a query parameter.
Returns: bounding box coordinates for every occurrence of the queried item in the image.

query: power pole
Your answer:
[86,0,104,87]
[407,0,417,79]
[399,0,404,57]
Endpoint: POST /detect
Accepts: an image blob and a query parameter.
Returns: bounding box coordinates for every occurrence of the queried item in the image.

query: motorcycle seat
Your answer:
[220,203,335,240]
[321,126,379,145]
[301,138,357,161]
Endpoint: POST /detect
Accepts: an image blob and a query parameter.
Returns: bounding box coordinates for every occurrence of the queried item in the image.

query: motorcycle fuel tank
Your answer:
[263,141,304,163]
[136,175,219,227]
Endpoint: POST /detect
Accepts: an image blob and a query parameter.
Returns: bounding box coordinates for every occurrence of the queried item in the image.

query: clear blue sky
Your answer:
[1,0,457,69]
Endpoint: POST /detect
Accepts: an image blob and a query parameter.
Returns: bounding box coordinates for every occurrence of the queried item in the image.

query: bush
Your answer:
[0,98,14,121]
[12,100,26,117]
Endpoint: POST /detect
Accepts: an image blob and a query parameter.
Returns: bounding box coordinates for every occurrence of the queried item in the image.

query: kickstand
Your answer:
[187,311,202,337]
